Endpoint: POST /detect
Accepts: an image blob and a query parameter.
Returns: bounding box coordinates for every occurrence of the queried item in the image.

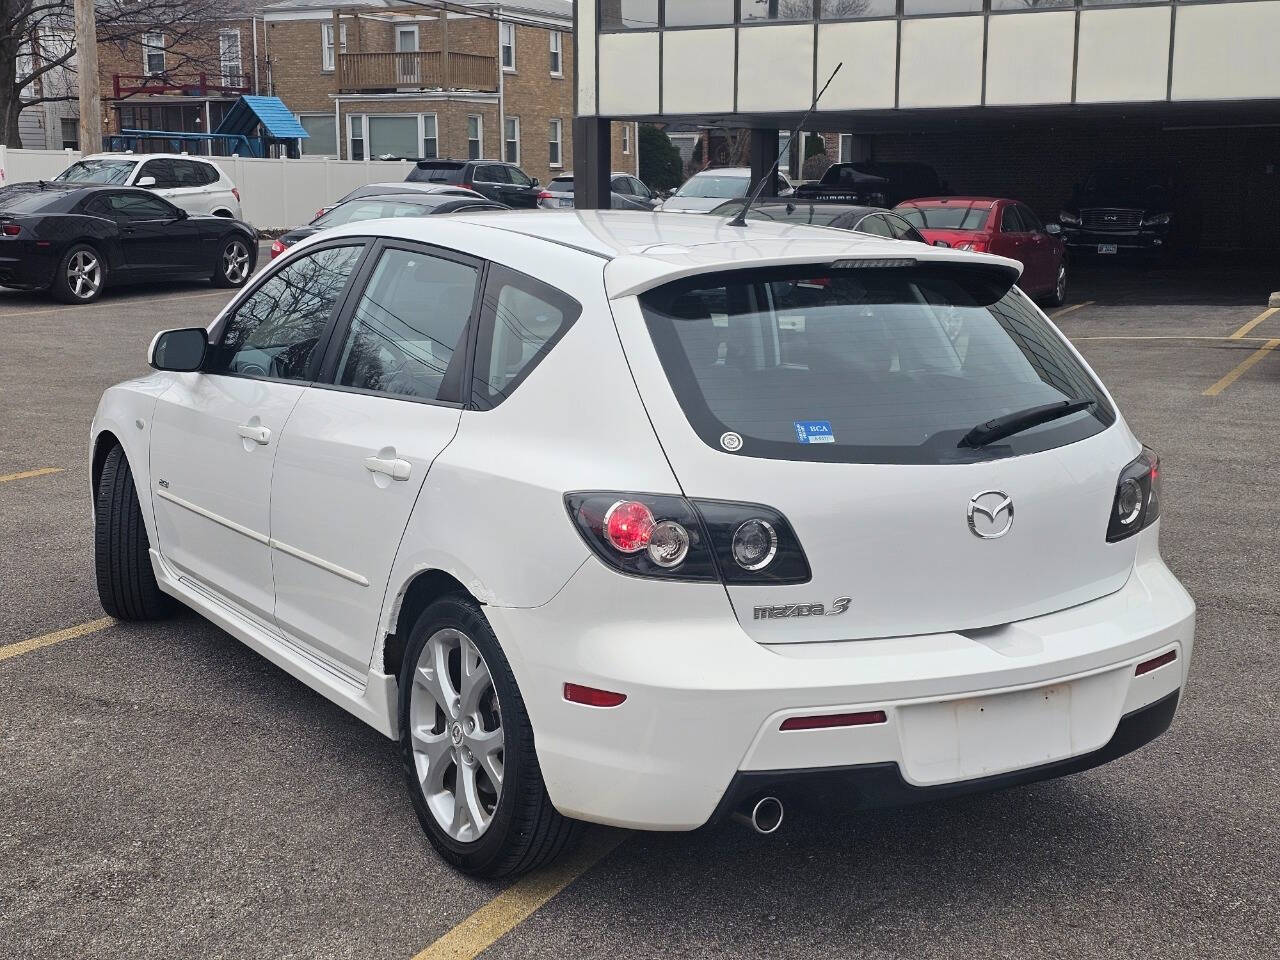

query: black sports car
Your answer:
[0,182,257,304]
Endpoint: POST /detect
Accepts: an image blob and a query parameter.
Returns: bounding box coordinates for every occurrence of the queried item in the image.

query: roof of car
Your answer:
[898,197,1001,206]
[690,167,751,177]
[76,153,216,163]
[306,210,1023,299]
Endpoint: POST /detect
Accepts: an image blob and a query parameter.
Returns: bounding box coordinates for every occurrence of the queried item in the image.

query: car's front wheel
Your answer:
[213,236,253,288]
[51,243,106,304]
[1044,261,1068,308]
[398,596,579,877]
[94,444,176,621]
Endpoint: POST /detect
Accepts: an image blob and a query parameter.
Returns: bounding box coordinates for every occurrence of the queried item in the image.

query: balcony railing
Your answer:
[337,51,497,92]
[112,73,250,98]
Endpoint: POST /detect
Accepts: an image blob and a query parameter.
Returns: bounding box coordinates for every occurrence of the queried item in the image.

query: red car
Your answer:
[895,197,1068,307]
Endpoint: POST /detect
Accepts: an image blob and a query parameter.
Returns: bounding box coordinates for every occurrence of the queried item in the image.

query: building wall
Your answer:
[336,98,499,166]
[501,22,573,182]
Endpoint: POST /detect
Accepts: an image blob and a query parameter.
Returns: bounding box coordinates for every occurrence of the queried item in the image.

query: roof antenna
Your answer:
[727,62,842,229]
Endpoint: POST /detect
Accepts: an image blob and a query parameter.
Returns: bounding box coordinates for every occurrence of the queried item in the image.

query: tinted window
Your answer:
[477,164,510,184]
[138,159,175,188]
[471,265,580,410]
[1000,205,1025,232]
[640,266,1114,466]
[97,191,178,220]
[408,162,465,184]
[508,166,533,187]
[1018,204,1044,232]
[897,204,990,230]
[208,245,363,380]
[549,176,575,193]
[884,214,921,242]
[169,160,204,187]
[334,248,478,402]
[855,214,894,238]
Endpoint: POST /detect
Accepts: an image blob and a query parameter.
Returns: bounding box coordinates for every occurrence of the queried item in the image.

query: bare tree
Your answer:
[1,0,249,146]
[822,0,872,15]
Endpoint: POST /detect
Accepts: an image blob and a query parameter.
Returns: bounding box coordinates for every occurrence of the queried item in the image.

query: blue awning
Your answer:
[215,96,309,140]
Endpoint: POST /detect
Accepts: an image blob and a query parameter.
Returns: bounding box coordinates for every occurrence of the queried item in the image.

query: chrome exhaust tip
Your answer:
[732,795,784,835]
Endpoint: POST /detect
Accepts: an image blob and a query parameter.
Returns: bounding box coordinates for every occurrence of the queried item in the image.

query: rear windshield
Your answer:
[674,175,749,199]
[408,162,465,183]
[549,177,575,192]
[314,198,434,226]
[898,205,991,230]
[641,265,1114,465]
[54,159,136,185]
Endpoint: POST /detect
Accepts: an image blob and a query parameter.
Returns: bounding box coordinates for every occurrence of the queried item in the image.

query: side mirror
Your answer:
[932,239,950,247]
[136,175,157,187]
[149,327,208,372]
[1044,222,1062,236]
[531,177,540,188]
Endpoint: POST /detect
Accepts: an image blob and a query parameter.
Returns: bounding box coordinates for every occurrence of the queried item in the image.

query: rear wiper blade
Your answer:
[958,398,1096,448]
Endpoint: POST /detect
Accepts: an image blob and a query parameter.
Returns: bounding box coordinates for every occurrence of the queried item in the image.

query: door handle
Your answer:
[237,423,271,445]
[363,455,412,481]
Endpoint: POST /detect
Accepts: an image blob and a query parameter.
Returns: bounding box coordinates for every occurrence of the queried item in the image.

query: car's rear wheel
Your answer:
[213,237,252,288]
[398,595,579,877]
[94,444,176,621]
[1044,261,1068,308]
[51,244,105,304]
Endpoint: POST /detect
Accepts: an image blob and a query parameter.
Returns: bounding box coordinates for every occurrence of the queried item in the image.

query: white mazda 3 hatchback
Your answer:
[91,211,1195,877]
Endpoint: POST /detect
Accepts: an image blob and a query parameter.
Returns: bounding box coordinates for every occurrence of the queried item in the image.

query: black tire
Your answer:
[212,235,253,288]
[398,595,581,877]
[94,444,176,621]
[50,242,106,304]
[1042,260,1068,309]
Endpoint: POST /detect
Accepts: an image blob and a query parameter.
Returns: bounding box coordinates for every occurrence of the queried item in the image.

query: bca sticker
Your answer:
[719,431,743,452]
[793,420,835,444]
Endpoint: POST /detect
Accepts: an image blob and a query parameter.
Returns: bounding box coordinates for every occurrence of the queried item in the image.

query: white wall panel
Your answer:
[816,20,897,111]
[736,24,815,113]
[985,12,1073,106]
[599,32,661,116]
[1172,1,1280,101]
[899,17,983,108]
[577,0,597,115]
[663,28,735,114]
[1076,7,1170,104]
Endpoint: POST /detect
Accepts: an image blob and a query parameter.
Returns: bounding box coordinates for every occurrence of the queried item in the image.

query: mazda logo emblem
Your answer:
[967,491,1014,539]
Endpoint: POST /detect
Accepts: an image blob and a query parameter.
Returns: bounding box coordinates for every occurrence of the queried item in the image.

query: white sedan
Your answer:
[91,211,1195,877]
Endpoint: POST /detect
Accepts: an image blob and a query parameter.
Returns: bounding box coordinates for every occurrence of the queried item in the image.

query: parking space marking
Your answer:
[1203,339,1280,397]
[0,466,64,484]
[0,289,232,321]
[1050,300,1094,320]
[1073,335,1274,342]
[410,830,629,960]
[1230,306,1278,340]
[0,617,114,664]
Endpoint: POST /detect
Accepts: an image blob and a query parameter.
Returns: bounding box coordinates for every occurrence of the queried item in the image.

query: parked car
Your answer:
[270,191,507,259]
[0,183,255,304]
[94,210,1193,878]
[53,153,243,219]
[1057,167,1186,258]
[656,167,794,213]
[312,181,488,220]
[897,197,1069,306]
[795,161,944,207]
[407,160,541,208]
[538,173,659,210]
[709,199,930,244]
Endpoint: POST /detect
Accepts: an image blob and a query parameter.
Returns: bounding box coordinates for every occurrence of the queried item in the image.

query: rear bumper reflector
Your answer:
[780,710,888,732]
[564,683,627,707]
[1135,649,1177,676]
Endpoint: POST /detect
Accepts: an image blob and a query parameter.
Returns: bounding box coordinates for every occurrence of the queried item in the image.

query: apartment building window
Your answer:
[348,114,366,160]
[423,114,438,159]
[838,133,853,162]
[60,118,79,150]
[467,115,483,159]
[548,119,562,168]
[622,124,630,155]
[143,33,165,76]
[500,22,515,71]
[219,30,242,87]
[299,114,337,156]
[322,22,348,72]
[504,117,520,164]
[549,31,562,76]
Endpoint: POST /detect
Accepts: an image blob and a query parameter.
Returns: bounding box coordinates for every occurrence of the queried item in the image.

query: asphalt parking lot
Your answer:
[2,254,1278,959]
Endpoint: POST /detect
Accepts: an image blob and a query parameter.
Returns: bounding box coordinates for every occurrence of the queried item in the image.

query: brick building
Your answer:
[262,0,637,184]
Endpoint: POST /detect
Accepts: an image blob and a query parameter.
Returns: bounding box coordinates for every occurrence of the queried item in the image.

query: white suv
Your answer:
[55,153,242,219]
[91,212,1195,878]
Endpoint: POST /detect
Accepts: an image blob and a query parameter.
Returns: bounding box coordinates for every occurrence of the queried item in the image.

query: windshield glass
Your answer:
[675,174,749,199]
[314,199,433,226]
[641,266,1113,465]
[549,177,575,193]
[898,204,991,230]
[54,159,136,184]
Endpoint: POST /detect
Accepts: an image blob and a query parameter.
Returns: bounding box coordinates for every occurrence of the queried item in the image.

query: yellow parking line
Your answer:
[1074,335,1274,342]
[411,830,629,960]
[0,466,64,484]
[1050,300,1094,320]
[1230,306,1278,340]
[1203,338,1280,397]
[0,617,115,664]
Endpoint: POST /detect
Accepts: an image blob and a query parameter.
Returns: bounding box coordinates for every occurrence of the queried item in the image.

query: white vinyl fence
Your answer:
[0,146,417,231]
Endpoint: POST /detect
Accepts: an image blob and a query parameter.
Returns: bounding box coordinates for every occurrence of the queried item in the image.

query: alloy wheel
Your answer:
[1056,265,1067,302]
[67,250,101,299]
[223,240,250,284]
[409,627,504,843]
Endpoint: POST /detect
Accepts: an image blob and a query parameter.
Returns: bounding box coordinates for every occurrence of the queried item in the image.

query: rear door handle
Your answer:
[237,423,271,445]
[363,455,412,481]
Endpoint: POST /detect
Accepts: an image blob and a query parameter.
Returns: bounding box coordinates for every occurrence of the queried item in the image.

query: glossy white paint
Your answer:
[736,24,812,114]
[93,212,1195,831]
[1075,6,1171,104]
[899,17,984,108]
[985,11,1074,106]
[662,28,735,114]
[597,32,660,116]
[816,20,897,111]
[1171,1,1280,101]
[72,152,243,218]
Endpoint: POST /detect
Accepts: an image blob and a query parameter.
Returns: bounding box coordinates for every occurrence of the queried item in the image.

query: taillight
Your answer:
[566,492,810,584]
[462,182,474,191]
[538,190,553,200]
[1,223,20,236]
[1107,447,1161,542]
[269,239,286,259]
[231,187,240,202]
[956,239,988,252]
[314,208,326,221]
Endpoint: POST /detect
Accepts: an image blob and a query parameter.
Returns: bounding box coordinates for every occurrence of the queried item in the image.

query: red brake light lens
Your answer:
[1,224,20,236]
[604,500,654,553]
[269,239,286,258]
[231,187,240,202]
[564,683,627,707]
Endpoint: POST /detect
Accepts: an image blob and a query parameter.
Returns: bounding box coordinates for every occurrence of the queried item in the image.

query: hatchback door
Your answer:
[149,242,366,625]
[619,261,1139,644]
[267,241,481,676]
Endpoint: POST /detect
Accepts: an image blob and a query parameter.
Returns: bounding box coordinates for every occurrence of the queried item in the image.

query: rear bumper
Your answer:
[0,248,54,289]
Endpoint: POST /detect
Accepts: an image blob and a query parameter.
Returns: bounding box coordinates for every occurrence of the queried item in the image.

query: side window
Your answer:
[333,247,479,402]
[483,164,511,184]
[1019,204,1044,233]
[1000,205,1024,233]
[138,159,174,188]
[885,214,918,242]
[169,159,200,187]
[104,191,179,220]
[631,178,652,198]
[471,265,580,410]
[208,245,363,381]
[508,166,533,187]
[855,214,894,238]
